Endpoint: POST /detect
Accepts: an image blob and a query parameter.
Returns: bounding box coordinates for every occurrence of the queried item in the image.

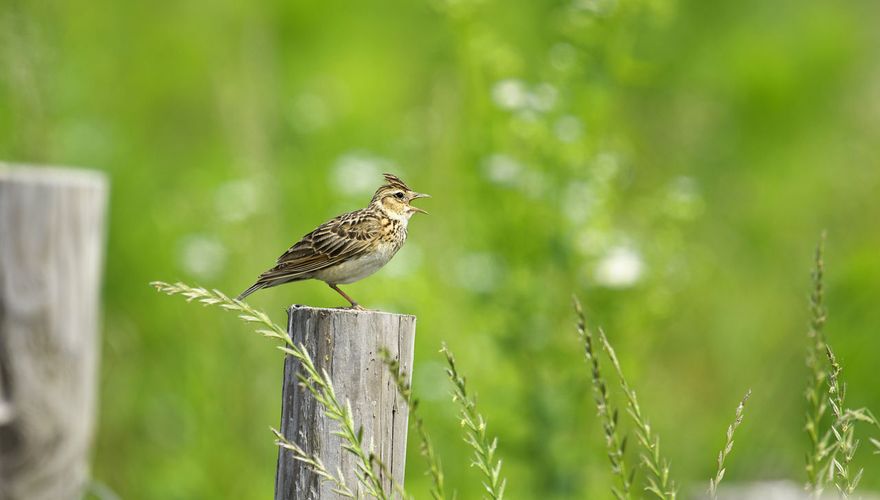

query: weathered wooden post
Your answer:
[0,166,107,500]
[275,306,416,500]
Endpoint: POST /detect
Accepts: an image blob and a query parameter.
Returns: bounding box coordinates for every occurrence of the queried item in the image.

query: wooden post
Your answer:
[275,306,416,500]
[0,166,107,500]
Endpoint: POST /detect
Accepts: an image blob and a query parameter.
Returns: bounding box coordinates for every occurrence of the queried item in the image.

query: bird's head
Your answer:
[371,173,430,220]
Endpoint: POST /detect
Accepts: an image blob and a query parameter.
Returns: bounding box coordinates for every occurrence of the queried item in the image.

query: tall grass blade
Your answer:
[151,281,398,499]
[573,296,633,499]
[708,390,751,500]
[380,348,447,500]
[804,232,831,495]
[441,343,507,500]
[596,328,677,500]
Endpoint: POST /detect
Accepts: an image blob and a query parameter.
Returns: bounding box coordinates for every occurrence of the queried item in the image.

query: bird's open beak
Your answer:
[409,192,431,215]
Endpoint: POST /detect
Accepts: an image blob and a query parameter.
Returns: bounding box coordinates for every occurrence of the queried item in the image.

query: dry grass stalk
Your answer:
[271,428,356,497]
[441,343,507,500]
[805,233,832,495]
[573,296,633,500]
[823,346,880,497]
[380,348,447,500]
[596,328,676,500]
[825,344,861,497]
[708,390,751,500]
[802,234,880,498]
[151,281,399,500]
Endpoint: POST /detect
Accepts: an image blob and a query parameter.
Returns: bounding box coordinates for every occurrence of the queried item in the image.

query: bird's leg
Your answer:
[328,283,365,310]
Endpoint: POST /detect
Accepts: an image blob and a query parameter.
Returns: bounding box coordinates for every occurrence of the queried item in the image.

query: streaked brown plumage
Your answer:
[236,173,429,308]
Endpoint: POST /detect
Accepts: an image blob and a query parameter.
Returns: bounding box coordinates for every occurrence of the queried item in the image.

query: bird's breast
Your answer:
[314,240,403,285]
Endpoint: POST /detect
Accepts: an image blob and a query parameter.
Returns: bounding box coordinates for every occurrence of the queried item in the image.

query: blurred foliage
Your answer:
[2,0,880,498]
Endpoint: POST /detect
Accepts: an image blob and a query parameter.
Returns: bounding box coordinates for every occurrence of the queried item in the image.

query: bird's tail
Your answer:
[236,282,264,301]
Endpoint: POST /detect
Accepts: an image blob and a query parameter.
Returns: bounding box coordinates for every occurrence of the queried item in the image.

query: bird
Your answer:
[236,173,430,309]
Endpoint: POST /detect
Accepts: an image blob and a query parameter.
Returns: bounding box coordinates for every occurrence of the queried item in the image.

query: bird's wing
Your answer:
[257,210,383,283]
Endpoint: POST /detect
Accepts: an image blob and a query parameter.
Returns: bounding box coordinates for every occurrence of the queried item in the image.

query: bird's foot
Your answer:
[331,303,367,311]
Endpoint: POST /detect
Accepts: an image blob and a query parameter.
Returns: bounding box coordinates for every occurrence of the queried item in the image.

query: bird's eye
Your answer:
[394,192,405,199]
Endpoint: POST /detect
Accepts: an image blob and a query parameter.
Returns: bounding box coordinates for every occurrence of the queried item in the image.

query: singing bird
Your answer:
[237,173,430,309]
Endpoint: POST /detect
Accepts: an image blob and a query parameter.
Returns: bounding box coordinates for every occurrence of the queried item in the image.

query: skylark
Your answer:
[236,173,429,309]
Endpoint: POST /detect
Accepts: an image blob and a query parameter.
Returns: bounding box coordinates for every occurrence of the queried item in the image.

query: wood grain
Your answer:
[0,166,107,500]
[275,306,416,500]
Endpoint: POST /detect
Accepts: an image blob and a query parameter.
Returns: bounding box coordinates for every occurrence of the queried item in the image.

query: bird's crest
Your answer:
[382,173,411,191]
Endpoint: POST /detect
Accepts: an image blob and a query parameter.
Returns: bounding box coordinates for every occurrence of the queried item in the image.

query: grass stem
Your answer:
[441,343,507,500]
[596,328,676,500]
[574,296,633,500]
[151,281,398,499]
[708,390,751,500]
[380,348,447,500]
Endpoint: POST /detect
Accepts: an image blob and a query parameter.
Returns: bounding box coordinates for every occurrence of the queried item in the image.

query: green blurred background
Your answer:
[2,0,880,497]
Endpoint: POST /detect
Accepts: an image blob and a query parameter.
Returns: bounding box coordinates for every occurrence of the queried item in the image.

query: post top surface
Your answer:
[0,164,107,188]
[287,304,416,320]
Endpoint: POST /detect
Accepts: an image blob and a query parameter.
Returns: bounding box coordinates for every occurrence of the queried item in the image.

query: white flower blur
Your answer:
[178,235,227,280]
[491,79,529,110]
[483,154,523,186]
[332,152,395,196]
[594,246,644,288]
